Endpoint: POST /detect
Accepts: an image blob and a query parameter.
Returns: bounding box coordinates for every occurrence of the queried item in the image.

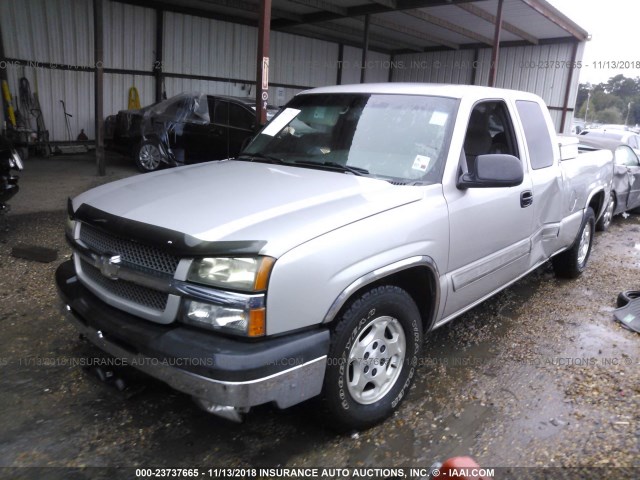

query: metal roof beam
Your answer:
[367,16,459,50]
[456,2,538,45]
[301,21,422,51]
[271,0,475,29]
[281,26,395,53]
[281,0,347,16]
[519,0,588,41]
[403,9,494,46]
[391,35,579,55]
[371,0,397,8]
[201,0,303,21]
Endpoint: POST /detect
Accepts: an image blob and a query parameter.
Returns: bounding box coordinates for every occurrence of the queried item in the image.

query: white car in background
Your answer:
[580,127,640,154]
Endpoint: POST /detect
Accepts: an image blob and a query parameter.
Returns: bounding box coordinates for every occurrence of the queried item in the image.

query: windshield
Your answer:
[242,93,458,184]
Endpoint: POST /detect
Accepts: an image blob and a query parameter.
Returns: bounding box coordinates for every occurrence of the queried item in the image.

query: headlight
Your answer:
[9,150,23,171]
[187,256,275,292]
[183,300,266,337]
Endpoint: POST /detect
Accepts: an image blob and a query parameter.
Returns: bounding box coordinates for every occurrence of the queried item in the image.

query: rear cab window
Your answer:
[516,100,554,170]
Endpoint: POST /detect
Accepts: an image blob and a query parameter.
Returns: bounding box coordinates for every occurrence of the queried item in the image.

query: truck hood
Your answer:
[72,160,424,257]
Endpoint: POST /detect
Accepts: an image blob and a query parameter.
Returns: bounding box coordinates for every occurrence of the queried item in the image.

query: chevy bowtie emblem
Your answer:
[99,254,122,280]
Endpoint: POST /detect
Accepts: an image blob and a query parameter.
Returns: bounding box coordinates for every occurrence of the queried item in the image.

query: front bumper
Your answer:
[56,260,329,409]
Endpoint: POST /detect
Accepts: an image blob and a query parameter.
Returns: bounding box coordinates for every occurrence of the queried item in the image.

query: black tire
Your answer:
[617,290,640,308]
[322,285,422,431]
[552,207,596,279]
[596,193,615,231]
[134,139,164,172]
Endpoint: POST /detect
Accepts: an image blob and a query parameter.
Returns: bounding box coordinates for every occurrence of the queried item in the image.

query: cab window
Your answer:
[462,101,519,172]
[516,100,554,170]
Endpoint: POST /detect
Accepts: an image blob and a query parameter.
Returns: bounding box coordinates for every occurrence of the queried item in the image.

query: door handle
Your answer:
[520,190,533,208]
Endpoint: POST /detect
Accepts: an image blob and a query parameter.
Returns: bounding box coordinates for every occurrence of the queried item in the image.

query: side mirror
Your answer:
[457,154,523,189]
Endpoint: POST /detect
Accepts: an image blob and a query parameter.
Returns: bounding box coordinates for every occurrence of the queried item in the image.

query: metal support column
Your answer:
[560,41,579,133]
[94,0,105,176]
[470,49,479,85]
[488,0,504,87]
[337,44,344,85]
[154,9,164,102]
[255,0,271,127]
[360,14,370,83]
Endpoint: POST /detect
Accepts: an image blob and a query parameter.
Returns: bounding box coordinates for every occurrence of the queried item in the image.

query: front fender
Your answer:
[264,195,449,336]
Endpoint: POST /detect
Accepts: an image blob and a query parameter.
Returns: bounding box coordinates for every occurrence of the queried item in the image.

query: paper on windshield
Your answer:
[261,108,301,136]
[412,155,431,172]
[429,111,448,126]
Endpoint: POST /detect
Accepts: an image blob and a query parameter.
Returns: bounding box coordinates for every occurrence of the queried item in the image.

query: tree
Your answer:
[605,74,639,99]
[574,75,640,125]
[595,107,623,124]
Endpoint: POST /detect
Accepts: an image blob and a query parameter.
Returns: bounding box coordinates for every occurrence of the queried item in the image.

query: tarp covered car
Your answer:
[106,93,278,172]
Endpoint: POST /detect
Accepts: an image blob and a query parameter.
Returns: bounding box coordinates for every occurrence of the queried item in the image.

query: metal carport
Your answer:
[0,0,588,174]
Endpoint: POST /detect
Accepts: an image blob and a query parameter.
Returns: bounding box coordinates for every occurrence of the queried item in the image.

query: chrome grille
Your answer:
[81,259,168,312]
[79,223,180,275]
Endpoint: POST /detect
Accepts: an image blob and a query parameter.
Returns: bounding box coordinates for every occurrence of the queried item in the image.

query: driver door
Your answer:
[442,101,533,318]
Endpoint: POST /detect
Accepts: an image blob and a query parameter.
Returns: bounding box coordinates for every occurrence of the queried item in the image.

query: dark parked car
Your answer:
[578,136,640,230]
[106,93,278,172]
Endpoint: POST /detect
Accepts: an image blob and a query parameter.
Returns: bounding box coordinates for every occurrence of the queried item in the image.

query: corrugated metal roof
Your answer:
[0,0,587,139]
[422,4,522,43]
[118,0,588,53]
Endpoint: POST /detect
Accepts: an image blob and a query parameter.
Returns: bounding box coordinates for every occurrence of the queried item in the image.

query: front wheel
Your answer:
[323,285,422,431]
[596,193,615,231]
[552,207,595,279]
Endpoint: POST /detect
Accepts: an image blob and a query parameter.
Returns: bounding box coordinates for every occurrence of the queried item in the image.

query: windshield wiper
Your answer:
[293,160,369,176]
[322,161,369,176]
[237,153,286,164]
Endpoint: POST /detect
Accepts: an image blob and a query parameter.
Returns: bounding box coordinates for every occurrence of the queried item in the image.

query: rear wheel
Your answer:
[553,207,595,278]
[596,193,615,231]
[135,140,164,172]
[323,285,422,431]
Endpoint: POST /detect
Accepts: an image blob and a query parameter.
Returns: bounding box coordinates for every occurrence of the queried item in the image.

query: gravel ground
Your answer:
[0,207,639,478]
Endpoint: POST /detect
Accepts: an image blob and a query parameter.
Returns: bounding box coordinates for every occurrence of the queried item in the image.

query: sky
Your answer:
[547,0,640,85]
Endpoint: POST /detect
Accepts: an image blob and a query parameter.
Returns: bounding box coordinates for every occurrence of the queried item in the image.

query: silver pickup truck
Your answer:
[57,84,613,429]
